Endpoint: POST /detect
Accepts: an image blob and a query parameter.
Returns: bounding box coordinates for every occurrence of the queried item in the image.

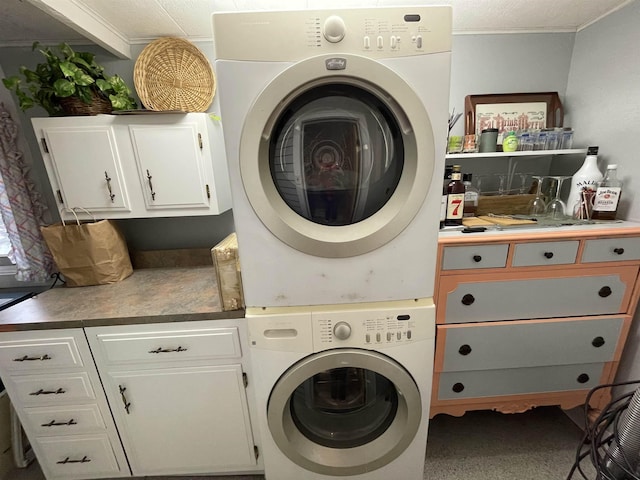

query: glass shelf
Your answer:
[445,148,587,160]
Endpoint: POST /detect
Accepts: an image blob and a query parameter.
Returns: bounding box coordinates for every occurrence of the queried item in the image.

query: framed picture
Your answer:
[464,92,564,142]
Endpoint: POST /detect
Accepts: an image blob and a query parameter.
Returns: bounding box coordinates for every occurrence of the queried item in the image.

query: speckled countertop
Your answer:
[0,267,243,331]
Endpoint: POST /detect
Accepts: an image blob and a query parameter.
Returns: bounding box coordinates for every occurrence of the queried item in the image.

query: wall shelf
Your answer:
[445,148,587,160]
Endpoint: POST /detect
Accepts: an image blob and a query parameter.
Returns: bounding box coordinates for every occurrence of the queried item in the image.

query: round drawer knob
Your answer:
[333,321,352,340]
[613,247,625,255]
[592,336,605,348]
[473,255,482,263]
[543,251,554,259]
[452,382,465,393]
[577,373,590,384]
[458,344,472,356]
[598,286,612,298]
[461,294,475,306]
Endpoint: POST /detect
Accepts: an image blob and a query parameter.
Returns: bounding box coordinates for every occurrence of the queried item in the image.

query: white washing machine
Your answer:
[212,7,452,308]
[247,299,435,480]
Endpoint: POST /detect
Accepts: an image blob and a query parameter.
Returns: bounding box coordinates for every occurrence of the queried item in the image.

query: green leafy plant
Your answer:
[2,42,137,116]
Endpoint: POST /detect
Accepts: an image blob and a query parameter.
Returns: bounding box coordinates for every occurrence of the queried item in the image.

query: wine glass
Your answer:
[545,176,571,220]
[528,176,547,216]
[518,173,532,194]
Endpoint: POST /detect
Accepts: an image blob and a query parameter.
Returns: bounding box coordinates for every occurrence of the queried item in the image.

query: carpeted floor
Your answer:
[4,406,594,480]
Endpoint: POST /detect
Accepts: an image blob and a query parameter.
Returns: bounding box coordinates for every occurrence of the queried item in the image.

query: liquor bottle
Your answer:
[462,173,479,217]
[445,165,465,226]
[591,164,622,220]
[440,165,453,229]
[565,146,603,216]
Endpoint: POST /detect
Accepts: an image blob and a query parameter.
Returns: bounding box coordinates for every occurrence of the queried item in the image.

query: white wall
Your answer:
[564,0,640,395]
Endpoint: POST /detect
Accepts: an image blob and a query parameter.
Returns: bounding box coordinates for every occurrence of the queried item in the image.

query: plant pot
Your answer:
[58,92,113,116]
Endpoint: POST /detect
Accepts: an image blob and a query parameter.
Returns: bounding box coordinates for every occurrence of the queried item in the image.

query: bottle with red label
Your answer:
[445,165,465,226]
[591,164,622,220]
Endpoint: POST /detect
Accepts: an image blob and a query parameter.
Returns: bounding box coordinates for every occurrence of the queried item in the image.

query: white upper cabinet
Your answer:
[32,113,232,220]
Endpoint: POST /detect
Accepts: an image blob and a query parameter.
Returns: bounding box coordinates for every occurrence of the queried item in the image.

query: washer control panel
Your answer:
[312,303,434,350]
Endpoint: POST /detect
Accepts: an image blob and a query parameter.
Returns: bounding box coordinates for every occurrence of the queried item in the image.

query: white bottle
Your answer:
[565,146,603,216]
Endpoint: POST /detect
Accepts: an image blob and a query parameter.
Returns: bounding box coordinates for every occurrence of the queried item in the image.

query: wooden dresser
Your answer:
[431,222,640,417]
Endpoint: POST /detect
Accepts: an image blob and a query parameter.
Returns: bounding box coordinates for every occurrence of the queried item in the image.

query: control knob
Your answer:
[333,321,352,340]
[323,15,346,43]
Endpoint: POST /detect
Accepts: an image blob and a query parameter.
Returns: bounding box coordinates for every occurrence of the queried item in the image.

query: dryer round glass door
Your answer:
[240,54,436,258]
[266,348,422,476]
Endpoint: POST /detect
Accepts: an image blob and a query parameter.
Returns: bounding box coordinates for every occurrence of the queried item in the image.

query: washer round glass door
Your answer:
[240,54,436,258]
[266,349,422,476]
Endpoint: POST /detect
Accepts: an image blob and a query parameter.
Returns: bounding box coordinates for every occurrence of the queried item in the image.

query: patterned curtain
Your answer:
[0,102,54,281]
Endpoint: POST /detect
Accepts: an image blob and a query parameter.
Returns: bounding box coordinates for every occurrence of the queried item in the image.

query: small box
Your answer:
[211,233,245,311]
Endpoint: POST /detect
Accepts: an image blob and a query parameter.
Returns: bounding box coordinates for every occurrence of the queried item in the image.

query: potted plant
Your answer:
[2,42,137,116]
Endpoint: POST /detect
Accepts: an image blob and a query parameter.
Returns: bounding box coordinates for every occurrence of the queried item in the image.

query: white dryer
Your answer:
[247,299,435,480]
[213,7,451,308]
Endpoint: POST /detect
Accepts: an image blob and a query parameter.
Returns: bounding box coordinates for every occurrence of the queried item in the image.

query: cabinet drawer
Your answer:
[441,244,509,270]
[437,363,604,400]
[9,372,95,406]
[94,326,241,365]
[512,241,579,267]
[438,317,624,372]
[0,336,83,373]
[582,237,640,263]
[35,434,123,479]
[439,266,638,324]
[22,404,106,436]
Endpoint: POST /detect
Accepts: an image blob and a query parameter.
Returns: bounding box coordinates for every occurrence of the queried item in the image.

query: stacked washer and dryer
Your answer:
[212,7,451,480]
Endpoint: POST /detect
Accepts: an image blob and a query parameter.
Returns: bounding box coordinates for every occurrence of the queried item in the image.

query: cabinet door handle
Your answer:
[461,294,475,306]
[104,171,116,202]
[119,385,131,414]
[472,255,482,263]
[577,373,590,384]
[598,286,612,298]
[543,251,554,259]
[57,456,91,465]
[613,247,625,255]
[146,169,156,201]
[458,344,472,356]
[29,388,65,396]
[452,382,465,393]
[148,346,188,354]
[42,419,77,427]
[592,336,605,348]
[13,354,51,362]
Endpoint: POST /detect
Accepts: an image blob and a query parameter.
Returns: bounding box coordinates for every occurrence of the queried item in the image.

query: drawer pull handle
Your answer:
[592,336,606,348]
[452,383,465,393]
[57,456,91,465]
[461,294,475,306]
[119,385,131,414]
[598,286,612,298]
[148,346,188,354]
[13,354,51,362]
[104,171,116,202]
[472,255,482,263]
[146,169,156,201]
[458,344,472,356]
[613,247,625,255]
[577,373,590,384]
[29,388,65,396]
[543,251,554,259]
[42,419,77,427]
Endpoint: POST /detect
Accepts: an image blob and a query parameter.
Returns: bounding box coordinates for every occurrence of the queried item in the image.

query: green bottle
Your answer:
[502,131,518,152]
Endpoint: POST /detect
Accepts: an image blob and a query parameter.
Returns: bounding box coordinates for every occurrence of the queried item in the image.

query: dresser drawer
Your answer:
[512,241,579,267]
[441,244,509,270]
[437,363,604,400]
[0,335,84,373]
[438,317,624,372]
[582,237,640,263]
[22,404,106,436]
[92,325,241,365]
[439,266,638,324]
[35,434,123,479]
[8,372,96,406]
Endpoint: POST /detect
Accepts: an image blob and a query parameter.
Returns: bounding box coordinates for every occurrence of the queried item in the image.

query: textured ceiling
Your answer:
[0,0,634,56]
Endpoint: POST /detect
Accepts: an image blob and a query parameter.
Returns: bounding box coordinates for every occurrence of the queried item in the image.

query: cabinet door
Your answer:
[106,364,256,475]
[129,124,211,211]
[42,126,131,212]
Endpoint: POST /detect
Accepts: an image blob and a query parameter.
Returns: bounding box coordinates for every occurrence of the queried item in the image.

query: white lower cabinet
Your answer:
[85,319,259,477]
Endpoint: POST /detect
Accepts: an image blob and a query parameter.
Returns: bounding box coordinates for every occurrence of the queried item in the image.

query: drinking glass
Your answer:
[545,176,571,220]
[528,176,547,216]
[518,173,532,194]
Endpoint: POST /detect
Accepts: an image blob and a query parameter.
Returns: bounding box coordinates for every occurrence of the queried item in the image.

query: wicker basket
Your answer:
[134,37,215,112]
[59,92,113,116]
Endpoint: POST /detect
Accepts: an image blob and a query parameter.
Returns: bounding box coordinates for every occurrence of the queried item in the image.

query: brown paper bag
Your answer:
[41,211,133,287]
